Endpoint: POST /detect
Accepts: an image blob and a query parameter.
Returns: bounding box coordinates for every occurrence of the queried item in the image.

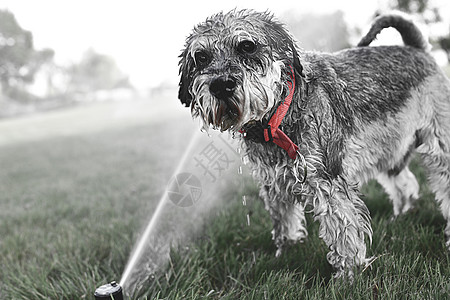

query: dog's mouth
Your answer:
[209,98,241,131]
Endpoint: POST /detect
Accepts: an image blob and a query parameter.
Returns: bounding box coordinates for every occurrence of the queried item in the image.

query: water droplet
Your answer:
[246,214,251,226]
[238,165,243,175]
[242,195,247,206]
[237,147,242,154]
[241,155,249,165]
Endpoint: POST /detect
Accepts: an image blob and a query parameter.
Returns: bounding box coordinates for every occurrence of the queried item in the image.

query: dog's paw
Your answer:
[445,239,450,251]
[275,248,283,258]
[333,269,355,284]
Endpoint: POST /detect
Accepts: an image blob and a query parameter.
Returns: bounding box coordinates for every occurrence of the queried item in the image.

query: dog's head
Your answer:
[178,9,303,132]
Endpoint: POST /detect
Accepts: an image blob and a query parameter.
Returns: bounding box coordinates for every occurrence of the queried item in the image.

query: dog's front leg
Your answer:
[309,176,372,279]
[259,185,308,257]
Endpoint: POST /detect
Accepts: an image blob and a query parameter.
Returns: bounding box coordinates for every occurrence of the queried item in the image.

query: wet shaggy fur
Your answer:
[178,10,450,278]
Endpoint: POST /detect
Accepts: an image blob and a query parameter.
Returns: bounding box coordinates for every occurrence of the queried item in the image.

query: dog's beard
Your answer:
[191,78,243,132]
[190,61,283,133]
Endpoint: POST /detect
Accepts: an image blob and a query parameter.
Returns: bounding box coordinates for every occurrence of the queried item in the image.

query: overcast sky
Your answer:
[1,0,449,90]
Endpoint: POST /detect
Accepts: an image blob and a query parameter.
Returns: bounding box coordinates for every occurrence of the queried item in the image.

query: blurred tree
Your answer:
[389,0,441,23]
[282,11,350,51]
[395,0,428,13]
[66,49,131,93]
[0,10,34,89]
[0,9,55,100]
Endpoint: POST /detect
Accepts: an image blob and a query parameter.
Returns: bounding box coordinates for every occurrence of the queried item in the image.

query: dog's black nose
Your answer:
[209,76,236,100]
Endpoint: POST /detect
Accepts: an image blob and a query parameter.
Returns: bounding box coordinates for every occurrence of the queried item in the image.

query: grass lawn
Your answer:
[1,96,450,299]
[135,157,450,300]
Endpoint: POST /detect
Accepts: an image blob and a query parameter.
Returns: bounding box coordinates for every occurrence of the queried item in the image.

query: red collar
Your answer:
[241,65,299,159]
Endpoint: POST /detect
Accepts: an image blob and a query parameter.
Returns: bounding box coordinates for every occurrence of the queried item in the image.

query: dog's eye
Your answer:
[194,51,210,67]
[237,40,257,54]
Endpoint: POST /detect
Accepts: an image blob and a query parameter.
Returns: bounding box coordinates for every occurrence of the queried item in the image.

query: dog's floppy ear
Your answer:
[289,41,304,81]
[266,18,304,81]
[178,49,193,107]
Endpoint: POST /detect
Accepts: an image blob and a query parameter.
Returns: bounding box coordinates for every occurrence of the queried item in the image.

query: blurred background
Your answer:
[1,0,450,298]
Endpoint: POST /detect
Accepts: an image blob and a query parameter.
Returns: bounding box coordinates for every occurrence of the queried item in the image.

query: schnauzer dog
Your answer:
[178,10,450,278]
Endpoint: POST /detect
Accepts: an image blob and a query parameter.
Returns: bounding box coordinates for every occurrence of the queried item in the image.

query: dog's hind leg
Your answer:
[376,166,420,217]
[260,185,308,257]
[417,82,450,248]
[417,134,450,248]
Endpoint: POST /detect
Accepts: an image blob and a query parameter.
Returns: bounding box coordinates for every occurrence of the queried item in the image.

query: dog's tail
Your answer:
[357,13,429,51]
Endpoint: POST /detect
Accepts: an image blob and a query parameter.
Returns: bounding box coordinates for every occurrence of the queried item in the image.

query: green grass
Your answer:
[133,157,450,300]
[1,100,450,299]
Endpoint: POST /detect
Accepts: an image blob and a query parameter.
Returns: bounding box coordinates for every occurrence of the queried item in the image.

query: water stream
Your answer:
[119,130,201,288]
[118,128,245,296]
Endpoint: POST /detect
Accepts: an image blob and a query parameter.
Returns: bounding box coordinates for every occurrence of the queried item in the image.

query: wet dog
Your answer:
[178,10,450,278]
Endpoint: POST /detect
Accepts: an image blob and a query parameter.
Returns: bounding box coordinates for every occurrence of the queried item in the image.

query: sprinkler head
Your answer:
[94,281,123,300]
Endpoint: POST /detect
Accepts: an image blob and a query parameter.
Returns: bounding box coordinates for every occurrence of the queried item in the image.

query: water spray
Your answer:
[93,127,243,297]
[119,130,202,288]
[92,130,202,298]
